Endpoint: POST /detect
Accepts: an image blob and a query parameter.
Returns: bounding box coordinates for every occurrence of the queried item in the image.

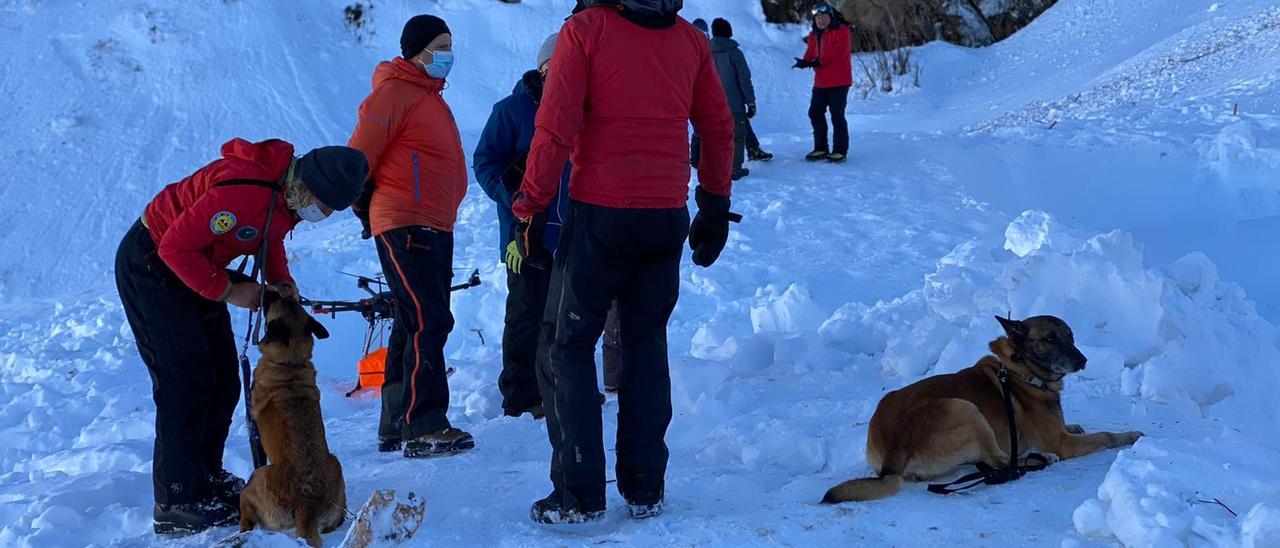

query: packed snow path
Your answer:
[2,0,1279,546]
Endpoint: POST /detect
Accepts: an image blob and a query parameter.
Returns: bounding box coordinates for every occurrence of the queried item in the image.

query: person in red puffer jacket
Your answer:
[794,1,854,163]
[115,138,367,535]
[347,14,474,460]
[512,0,737,525]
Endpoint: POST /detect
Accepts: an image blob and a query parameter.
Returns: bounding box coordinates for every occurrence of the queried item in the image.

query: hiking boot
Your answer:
[207,470,245,508]
[731,168,750,181]
[530,492,606,525]
[153,498,238,535]
[826,153,847,164]
[403,428,475,458]
[627,499,664,520]
[377,436,402,453]
[805,150,829,162]
[748,148,774,162]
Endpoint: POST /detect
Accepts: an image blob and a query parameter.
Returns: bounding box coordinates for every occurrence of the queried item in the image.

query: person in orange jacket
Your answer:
[347,14,473,459]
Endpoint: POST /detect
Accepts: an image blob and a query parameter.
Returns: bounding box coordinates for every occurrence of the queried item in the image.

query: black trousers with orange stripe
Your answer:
[375,226,455,440]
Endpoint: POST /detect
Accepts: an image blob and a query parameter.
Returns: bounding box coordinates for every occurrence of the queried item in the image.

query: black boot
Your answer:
[153,498,238,535]
[207,470,245,508]
[530,491,606,525]
[403,428,475,458]
[747,148,774,162]
[377,436,403,453]
[627,499,664,520]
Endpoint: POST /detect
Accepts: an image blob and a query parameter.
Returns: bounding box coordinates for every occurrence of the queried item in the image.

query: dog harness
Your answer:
[926,366,1051,494]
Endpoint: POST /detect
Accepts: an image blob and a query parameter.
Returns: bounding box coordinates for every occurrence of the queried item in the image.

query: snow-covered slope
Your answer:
[2,0,1278,546]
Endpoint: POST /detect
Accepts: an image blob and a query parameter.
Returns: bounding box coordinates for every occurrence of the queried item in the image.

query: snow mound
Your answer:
[1073,436,1280,547]
[820,211,1280,444]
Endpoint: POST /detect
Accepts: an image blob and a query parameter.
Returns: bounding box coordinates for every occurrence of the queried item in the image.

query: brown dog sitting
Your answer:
[240,292,346,546]
[822,315,1142,503]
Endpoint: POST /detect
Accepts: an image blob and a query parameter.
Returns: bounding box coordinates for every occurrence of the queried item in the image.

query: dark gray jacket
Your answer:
[710,37,755,114]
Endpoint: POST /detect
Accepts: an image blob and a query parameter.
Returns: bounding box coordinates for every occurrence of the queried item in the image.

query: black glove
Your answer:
[792,57,807,69]
[688,186,741,268]
[746,103,757,119]
[353,179,375,239]
[500,152,529,197]
[512,200,551,271]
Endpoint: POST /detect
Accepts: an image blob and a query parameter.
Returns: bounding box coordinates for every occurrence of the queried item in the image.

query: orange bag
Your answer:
[357,347,387,389]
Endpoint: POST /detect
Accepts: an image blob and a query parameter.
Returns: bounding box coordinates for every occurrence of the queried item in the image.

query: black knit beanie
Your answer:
[400,15,450,60]
[711,18,732,38]
[297,146,369,211]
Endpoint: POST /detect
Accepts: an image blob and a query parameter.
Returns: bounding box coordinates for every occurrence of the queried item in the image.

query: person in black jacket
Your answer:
[710,18,755,180]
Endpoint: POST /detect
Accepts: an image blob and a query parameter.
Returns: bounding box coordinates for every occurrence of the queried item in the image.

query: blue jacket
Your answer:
[473,71,571,262]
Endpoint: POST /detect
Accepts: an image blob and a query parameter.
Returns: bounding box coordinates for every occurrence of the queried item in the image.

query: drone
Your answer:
[300,269,482,396]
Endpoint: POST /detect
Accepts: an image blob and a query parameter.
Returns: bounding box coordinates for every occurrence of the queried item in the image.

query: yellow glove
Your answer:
[505,240,524,275]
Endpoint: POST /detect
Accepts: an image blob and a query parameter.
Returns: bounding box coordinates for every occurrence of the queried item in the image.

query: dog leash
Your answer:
[230,167,290,470]
[927,366,1050,494]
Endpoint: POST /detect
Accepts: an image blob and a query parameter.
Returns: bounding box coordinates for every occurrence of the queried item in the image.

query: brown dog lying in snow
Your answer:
[823,315,1142,503]
[239,292,346,546]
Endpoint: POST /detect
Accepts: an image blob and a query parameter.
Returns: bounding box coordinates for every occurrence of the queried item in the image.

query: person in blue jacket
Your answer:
[473,33,572,418]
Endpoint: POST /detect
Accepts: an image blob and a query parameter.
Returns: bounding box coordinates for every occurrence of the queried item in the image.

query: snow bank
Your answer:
[818,211,1280,444]
[1073,437,1280,547]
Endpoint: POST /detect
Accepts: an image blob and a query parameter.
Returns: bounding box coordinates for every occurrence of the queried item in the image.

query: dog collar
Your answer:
[1010,369,1050,390]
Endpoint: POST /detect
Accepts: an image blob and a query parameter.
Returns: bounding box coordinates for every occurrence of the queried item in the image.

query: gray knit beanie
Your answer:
[537,33,559,69]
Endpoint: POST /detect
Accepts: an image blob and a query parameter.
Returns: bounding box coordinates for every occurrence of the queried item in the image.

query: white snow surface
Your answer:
[2,0,1279,546]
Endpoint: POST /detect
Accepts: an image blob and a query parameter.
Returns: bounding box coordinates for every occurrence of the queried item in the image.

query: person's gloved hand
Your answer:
[512,205,550,271]
[688,186,741,267]
[501,152,529,196]
[746,103,757,119]
[226,282,264,310]
[505,240,524,275]
[792,58,820,69]
[353,179,375,240]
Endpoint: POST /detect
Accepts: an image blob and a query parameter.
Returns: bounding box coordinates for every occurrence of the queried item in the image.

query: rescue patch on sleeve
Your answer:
[210,211,237,235]
[235,226,259,241]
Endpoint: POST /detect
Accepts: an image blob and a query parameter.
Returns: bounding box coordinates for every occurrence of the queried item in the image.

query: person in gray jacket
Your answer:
[711,18,754,180]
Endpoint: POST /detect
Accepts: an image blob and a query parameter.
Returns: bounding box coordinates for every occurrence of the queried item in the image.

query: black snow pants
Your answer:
[536,201,690,510]
[500,261,552,416]
[809,85,851,155]
[115,220,242,506]
[375,226,455,440]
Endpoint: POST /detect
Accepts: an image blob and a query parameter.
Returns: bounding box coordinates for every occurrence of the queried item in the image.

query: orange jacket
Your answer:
[348,58,468,235]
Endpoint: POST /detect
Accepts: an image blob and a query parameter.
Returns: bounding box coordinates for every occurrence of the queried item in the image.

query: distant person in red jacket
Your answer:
[794,1,853,163]
[512,0,736,525]
[347,14,474,459]
[114,138,367,535]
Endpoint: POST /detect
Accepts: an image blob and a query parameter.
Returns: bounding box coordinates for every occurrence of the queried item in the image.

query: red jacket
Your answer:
[348,58,468,235]
[143,138,299,301]
[803,22,853,89]
[512,7,734,219]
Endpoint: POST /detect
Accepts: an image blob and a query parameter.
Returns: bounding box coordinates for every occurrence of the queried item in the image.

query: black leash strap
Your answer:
[927,366,1050,494]
[224,169,290,470]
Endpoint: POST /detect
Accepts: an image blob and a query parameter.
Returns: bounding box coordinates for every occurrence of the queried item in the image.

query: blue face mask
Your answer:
[423,51,454,79]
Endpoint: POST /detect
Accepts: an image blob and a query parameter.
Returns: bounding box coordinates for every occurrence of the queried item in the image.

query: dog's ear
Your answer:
[995,315,1028,341]
[308,316,330,340]
[261,319,292,348]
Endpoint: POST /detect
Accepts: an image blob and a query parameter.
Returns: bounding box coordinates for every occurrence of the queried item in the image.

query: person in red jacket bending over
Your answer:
[512,0,736,525]
[794,1,854,163]
[115,138,367,535]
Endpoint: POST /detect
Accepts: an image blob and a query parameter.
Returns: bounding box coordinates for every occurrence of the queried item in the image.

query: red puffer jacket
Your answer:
[143,138,299,301]
[348,58,468,236]
[802,21,854,89]
[512,6,734,219]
